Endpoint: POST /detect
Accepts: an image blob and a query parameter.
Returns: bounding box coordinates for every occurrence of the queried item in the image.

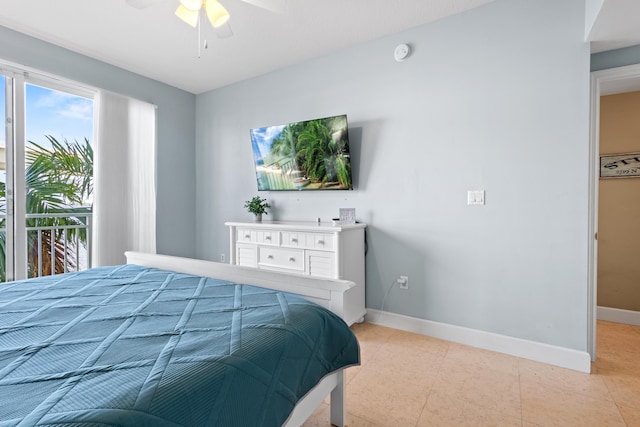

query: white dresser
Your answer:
[225,221,366,324]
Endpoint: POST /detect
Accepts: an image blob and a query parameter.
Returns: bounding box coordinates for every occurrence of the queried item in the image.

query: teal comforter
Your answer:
[0,265,360,426]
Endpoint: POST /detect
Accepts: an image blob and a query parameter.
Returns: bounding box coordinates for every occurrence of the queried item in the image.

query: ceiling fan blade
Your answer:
[239,0,286,14]
[213,21,234,38]
[125,0,164,9]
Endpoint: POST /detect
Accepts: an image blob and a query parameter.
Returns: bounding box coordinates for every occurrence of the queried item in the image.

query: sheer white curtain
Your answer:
[92,90,157,266]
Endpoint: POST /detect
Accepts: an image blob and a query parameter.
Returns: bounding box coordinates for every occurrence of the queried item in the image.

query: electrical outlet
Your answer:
[220,253,225,263]
[397,275,409,290]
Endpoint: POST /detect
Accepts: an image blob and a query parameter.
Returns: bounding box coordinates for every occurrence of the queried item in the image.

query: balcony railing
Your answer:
[0,211,92,281]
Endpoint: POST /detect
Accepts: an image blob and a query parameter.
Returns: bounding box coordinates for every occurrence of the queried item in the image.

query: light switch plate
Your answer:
[467,190,485,205]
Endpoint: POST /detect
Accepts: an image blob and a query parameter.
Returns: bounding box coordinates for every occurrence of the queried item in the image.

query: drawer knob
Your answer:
[244,234,251,239]
[267,255,274,260]
[265,236,271,241]
[317,240,324,245]
[288,257,295,262]
[291,238,298,243]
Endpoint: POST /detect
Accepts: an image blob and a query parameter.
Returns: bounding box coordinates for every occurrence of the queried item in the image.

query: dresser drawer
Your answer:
[256,230,278,245]
[237,228,257,243]
[238,228,278,245]
[281,232,334,251]
[258,247,305,272]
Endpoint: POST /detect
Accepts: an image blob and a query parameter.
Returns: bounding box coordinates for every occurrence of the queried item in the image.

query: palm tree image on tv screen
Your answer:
[250,114,353,191]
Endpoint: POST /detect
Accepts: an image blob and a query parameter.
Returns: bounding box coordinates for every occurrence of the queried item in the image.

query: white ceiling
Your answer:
[588,0,640,54]
[0,0,638,95]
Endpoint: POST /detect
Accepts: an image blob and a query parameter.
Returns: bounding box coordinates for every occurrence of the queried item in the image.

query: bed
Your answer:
[0,252,360,426]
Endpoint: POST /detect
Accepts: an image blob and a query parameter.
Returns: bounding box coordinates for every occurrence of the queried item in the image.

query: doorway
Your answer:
[1,65,95,282]
[588,63,640,360]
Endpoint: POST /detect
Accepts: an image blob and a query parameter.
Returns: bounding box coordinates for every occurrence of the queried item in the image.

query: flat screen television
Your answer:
[250,114,353,191]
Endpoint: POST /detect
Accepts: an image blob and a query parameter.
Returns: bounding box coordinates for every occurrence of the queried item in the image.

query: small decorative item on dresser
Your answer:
[244,196,271,222]
[339,208,356,224]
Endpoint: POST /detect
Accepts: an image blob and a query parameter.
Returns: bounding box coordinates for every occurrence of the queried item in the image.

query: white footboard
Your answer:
[125,251,360,324]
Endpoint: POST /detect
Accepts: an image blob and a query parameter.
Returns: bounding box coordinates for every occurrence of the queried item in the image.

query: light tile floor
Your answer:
[302,320,640,426]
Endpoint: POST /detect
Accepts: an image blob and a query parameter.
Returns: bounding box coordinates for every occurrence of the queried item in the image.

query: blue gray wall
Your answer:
[591,45,640,71]
[0,26,197,258]
[195,0,592,351]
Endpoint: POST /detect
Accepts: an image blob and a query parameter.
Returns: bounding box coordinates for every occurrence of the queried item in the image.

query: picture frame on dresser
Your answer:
[225,220,367,325]
[339,208,356,224]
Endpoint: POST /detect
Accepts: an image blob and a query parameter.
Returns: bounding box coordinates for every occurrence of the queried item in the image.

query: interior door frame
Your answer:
[588,63,640,360]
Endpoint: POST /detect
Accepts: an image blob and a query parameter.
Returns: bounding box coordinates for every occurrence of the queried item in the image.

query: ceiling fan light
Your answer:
[179,0,202,11]
[175,4,199,27]
[204,0,230,27]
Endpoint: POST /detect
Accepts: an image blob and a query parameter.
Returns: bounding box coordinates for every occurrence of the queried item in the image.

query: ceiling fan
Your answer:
[126,0,286,38]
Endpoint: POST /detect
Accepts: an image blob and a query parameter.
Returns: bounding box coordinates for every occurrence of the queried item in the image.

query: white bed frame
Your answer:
[125,251,353,427]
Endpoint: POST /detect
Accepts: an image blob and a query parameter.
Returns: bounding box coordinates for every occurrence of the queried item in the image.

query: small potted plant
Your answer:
[244,196,271,222]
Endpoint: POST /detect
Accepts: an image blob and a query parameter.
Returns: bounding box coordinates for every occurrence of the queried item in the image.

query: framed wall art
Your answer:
[600,152,640,178]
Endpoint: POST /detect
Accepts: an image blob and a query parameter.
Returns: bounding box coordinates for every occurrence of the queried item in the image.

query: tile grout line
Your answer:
[414,342,451,427]
[517,357,524,427]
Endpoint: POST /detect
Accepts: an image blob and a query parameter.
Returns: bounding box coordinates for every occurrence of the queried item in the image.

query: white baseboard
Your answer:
[365,309,591,373]
[597,306,640,326]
